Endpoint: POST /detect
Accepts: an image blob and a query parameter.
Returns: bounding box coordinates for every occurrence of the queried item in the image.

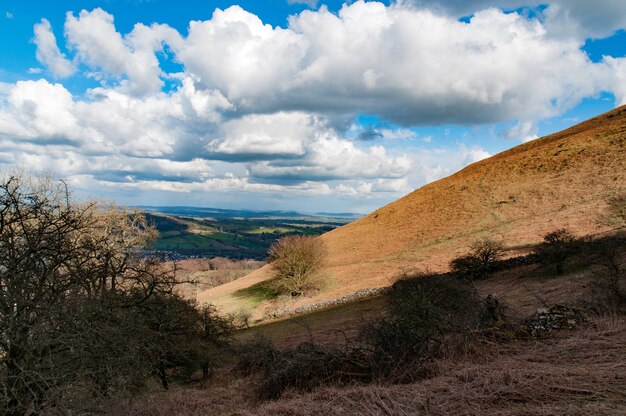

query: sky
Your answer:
[0,0,625,214]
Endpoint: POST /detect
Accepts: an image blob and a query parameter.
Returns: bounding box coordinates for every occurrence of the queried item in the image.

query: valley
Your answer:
[142,207,357,260]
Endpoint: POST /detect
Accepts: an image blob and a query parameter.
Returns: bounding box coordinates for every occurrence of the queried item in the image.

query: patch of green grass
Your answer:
[246,227,293,234]
[233,280,281,304]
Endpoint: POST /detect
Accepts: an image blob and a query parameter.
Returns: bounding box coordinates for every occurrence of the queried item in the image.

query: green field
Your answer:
[145,211,350,259]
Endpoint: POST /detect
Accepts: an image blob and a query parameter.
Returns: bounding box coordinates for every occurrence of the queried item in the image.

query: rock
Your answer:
[267,287,390,320]
[527,304,586,337]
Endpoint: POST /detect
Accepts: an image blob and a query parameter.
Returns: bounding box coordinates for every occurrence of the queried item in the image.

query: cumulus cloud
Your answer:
[409,145,492,184]
[0,1,625,210]
[207,112,311,160]
[168,2,616,124]
[33,19,75,78]
[398,0,626,39]
[65,8,182,95]
[204,111,412,183]
[47,2,623,124]
[503,120,536,140]
[604,56,626,105]
[0,79,410,191]
[249,139,411,183]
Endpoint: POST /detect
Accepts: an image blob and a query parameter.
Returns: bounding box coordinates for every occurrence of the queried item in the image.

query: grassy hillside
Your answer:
[200,105,626,317]
[111,235,626,415]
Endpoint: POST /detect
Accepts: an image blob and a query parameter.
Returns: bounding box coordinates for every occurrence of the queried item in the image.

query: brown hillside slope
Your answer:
[199,105,626,316]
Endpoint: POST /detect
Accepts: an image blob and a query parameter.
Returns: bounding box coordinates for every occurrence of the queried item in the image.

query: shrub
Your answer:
[239,273,498,399]
[235,338,370,400]
[534,229,580,275]
[450,238,504,280]
[267,235,327,296]
[585,235,626,315]
[361,273,487,381]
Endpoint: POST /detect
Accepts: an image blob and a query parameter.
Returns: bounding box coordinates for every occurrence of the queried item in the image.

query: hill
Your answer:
[199,105,626,317]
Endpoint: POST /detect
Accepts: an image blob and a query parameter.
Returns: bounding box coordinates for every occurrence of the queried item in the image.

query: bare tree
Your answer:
[0,174,230,415]
[450,238,504,280]
[533,229,579,275]
[268,235,327,296]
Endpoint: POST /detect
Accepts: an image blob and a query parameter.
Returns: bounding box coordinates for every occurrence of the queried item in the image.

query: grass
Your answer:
[107,317,626,416]
[154,234,219,250]
[233,281,280,305]
[247,227,294,234]
[235,295,388,348]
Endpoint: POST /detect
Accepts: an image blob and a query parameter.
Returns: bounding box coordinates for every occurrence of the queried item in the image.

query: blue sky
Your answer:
[0,0,625,213]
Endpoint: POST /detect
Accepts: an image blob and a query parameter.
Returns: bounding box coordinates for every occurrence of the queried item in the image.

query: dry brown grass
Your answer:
[108,317,626,416]
[170,258,264,301]
[200,105,626,319]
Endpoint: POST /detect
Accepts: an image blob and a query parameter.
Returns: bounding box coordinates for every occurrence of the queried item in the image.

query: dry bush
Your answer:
[209,257,263,271]
[268,235,327,296]
[533,229,581,275]
[450,238,504,280]
[361,273,487,381]
[236,342,370,400]
[235,273,491,400]
[252,318,626,416]
[108,318,626,416]
[582,235,626,315]
[174,258,263,299]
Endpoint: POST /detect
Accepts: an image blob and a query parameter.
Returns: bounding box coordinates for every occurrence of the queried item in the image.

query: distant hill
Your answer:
[142,209,358,260]
[200,105,626,316]
[137,206,362,222]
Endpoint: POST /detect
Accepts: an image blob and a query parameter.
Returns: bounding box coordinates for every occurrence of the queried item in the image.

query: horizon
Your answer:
[1,0,625,213]
[137,204,364,216]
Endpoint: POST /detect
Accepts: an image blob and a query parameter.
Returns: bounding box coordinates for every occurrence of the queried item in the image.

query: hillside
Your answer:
[199,105,626,317]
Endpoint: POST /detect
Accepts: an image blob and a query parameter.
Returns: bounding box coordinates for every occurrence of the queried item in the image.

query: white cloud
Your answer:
[1,80,78,141]
[6,12,13,19]
[503,120,536,140]
[249,139,411,183]
[167,3,614,124]
[408,144,492,184]
[64,8,182,96]
[176,6,305,102]
[26,2,622,125]
[398,0,626,39]
[207,111,412,182]
[207,112,311,159]
[520,135,539,143]
[0,79,410,191]
[33,19,75,78]
[0,1,624,210]
[604,56,626,105]
[0,78,231,156]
